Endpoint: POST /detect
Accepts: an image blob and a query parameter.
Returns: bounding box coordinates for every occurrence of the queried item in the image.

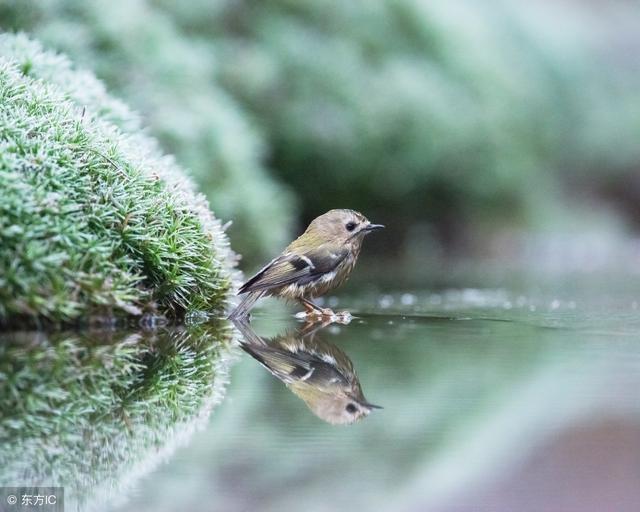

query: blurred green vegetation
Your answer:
[0,34,235,325]
[153,0,640,245]
[2,0,640,260]
[0,321,238,509]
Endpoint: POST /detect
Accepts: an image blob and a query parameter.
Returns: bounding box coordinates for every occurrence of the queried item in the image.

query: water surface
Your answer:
[2,289,639,511]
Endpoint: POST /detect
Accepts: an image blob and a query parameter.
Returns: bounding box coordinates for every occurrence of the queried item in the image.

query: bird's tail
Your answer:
[228,291,264,320]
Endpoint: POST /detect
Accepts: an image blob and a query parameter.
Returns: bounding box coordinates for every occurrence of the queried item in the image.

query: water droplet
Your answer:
[379,295,394,309]
[400,293,416,306]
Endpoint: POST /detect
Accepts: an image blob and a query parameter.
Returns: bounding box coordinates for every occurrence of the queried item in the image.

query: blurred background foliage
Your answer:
[2,0,640,266]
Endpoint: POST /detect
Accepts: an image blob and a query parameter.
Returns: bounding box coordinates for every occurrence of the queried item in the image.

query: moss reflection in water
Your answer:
[0,321,238,509]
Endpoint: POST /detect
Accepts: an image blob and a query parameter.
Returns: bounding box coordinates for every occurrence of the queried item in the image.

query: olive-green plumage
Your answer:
[229,209,383,318]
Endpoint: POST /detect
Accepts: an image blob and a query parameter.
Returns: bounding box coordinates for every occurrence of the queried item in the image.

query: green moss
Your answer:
[0,34,235,326]
[0,2,295,263]
[0,321,238,508]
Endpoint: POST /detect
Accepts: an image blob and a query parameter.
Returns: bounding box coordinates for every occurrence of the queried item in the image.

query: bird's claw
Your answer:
[295,308,352,325]
[333,310,353,324]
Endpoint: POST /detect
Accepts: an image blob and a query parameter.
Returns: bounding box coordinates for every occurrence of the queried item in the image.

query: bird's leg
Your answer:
[299,298,335,317]
[299,317,335,337]
[297,298,352,324]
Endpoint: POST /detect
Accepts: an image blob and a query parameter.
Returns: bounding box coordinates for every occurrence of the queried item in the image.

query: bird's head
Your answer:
[293,384,383,425]
[304,209,384,246]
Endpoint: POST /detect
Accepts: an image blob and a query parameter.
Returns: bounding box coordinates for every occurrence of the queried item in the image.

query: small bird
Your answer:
[229,209,383,319]
[234,319,382,424]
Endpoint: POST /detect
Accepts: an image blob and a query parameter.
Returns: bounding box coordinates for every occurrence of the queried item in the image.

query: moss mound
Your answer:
[0,34,235,326]
[0,2,296,263]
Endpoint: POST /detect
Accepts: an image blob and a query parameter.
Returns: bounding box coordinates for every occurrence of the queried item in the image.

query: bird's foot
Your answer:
[295,308,352,324]
[333,310,353,324]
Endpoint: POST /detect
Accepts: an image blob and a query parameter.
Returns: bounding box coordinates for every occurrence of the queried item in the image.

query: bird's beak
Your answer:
[363,223,384,232]
[362,401,384,410]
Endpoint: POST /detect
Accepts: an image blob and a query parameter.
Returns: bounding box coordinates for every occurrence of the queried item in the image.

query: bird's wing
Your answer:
[241,343,348,387]
[241,344,313,383]
[238,246,348,294]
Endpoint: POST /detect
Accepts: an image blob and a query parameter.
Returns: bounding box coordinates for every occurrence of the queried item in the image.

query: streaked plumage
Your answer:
[234,319,381,424]
[229,209,383,319]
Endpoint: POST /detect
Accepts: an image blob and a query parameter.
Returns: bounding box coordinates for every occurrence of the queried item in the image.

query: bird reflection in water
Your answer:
[233,319,382,425]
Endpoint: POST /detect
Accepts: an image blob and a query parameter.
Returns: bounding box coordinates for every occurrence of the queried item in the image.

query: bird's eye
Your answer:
[345,222,357,232]
[345,403,357,413]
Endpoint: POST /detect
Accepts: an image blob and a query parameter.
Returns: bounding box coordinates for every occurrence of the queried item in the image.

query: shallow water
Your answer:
[2,289,640,512]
